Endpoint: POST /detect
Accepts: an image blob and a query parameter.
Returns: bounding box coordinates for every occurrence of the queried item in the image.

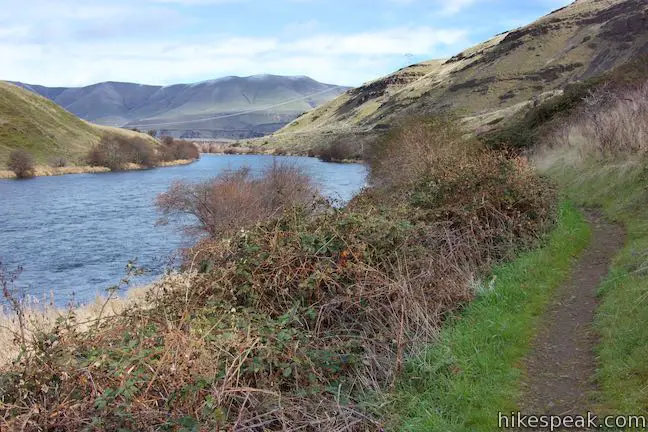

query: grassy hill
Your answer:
[13,76,349,140]
[263,0,648,151]
[0,81,155,166]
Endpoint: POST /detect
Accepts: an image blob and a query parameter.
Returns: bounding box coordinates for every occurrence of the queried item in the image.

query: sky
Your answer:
[0,0,572,87]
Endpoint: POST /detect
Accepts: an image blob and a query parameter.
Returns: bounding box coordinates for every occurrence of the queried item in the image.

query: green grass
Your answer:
[546,161,648,413]
[0,82,156,166]
[387,202,591,431]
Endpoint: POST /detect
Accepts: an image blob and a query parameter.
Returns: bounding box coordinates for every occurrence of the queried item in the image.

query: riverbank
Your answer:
[0,117,556,430]
[198,142,364,164]
[0,273,193,368]
[0,159,196,179]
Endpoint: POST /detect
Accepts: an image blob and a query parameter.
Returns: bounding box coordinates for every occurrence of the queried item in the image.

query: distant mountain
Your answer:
[267,0,648,150]
[12,76,350,139]
[0,82,156,165]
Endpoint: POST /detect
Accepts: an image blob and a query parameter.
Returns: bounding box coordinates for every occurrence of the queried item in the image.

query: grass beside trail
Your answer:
[387,202,591,431]
[547,161,648,413]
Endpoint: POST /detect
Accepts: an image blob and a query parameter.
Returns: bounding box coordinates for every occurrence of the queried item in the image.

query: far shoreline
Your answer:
[0,158,197,180]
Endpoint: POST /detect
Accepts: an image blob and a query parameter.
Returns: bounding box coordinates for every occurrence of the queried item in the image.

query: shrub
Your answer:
[7,150,35,179]
[368,116,556,259]
[49,157,67,168]
[313,139,361,162]
[87,134,157,170]
[0,118,557,431]
[157,161,318,238]
[159,137,200,162]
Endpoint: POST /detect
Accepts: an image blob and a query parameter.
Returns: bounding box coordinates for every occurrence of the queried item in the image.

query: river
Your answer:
[0,155,367,306]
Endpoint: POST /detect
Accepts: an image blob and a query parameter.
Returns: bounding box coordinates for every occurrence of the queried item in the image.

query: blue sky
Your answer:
[0,0,571,87]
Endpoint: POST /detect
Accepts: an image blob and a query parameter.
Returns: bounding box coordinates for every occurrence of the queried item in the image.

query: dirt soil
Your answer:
[518,209,625,426]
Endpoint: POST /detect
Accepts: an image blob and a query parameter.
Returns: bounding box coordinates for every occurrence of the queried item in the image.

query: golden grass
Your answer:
[157,159,195,167]
[0,165,109,179]
[0,273,191,369]
[0,159,196,179]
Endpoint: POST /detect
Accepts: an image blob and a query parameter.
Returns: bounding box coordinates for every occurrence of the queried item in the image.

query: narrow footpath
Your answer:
[518,210,625,426]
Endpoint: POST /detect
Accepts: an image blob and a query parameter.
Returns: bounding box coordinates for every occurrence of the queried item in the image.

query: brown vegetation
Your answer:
[157,161,317,238]
[545,82,648,158]
[0,118,555,431]
[310,138,362,162]
[159,137,200,162]
[7,149,35,179]
[367,116,555,260]
[87,134,199,171]
[87,134,157,170]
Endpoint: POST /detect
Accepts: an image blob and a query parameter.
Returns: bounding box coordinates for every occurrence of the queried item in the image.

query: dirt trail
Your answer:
[519,210,625,422]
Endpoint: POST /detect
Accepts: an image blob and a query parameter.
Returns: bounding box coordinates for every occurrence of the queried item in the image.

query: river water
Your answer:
[0,155,367,306]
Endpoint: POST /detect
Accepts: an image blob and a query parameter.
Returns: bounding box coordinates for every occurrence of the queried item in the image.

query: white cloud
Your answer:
[0,25,468,86]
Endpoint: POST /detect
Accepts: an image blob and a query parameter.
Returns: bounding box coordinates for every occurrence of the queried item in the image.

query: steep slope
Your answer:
[14,76,349,139]
[268,0,648,150]
[0,82,155,165]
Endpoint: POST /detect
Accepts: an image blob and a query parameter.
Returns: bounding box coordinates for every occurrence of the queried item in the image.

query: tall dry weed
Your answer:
[545,82,648,159]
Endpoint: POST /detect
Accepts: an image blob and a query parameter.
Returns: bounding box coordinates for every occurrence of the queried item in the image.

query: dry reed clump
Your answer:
[544,82,648,160]
[0,118,556,431]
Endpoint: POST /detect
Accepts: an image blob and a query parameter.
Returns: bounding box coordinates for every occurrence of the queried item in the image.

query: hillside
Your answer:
[265,0,648,151]
[13,76,349,140]
[0,82,156,165]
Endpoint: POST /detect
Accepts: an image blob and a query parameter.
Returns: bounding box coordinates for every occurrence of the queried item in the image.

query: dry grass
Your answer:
[0,282,158,368]
[0,159,194,179]
[157,159,195,167]
[0,165,111,179]
[541,83,648,162]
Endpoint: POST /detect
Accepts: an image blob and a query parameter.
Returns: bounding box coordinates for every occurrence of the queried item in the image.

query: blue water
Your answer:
[0,155,367,305]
